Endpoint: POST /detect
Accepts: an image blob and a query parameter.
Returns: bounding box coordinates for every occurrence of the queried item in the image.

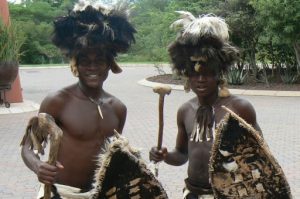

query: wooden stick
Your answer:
[153,85,171,176]
[157,95,164,150]
[44,122,63,199]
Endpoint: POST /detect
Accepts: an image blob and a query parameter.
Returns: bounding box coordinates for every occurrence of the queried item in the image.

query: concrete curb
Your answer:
[20,65,69,69]
[138,78,300,97]
[0,100,39,115]
[19,63,167,70]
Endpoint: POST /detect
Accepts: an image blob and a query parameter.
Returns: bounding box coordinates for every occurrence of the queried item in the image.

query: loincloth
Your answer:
[184,178,213,194]
[183,187,214,199]
[36,183,92,199]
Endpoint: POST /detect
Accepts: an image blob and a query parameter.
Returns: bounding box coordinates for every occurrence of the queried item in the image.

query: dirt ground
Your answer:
[147,74,300,91]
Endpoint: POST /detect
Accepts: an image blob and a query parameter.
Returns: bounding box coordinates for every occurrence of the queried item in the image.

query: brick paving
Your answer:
[0,65,299,198]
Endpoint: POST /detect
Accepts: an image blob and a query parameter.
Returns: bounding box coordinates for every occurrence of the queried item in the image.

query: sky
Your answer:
[7,0,118,4]
[8,0,22,3]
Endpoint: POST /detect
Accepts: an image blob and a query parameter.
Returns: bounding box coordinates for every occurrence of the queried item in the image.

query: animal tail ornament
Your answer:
[21,113,63,199]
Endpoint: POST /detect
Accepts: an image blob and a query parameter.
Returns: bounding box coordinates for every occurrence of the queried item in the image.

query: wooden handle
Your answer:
[157,95,164,150]
[44,123,63,199]
[44,186,51,199]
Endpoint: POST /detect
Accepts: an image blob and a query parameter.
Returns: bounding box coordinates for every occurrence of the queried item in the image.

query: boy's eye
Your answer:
[94,59,106,65]
[77,58,107,67]
[78,59,90,66]
[188,70,217,78]
[202,71,216,77]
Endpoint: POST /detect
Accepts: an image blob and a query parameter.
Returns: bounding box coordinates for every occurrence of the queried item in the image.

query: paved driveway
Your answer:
[0,65,299,198]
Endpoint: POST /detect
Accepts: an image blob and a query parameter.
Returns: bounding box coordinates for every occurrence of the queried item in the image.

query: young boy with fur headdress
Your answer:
[21,1,136,198]
[149,12,262,199]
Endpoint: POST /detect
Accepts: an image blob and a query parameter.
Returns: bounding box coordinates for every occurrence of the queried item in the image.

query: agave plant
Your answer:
[280,67,299,84]
[226,67,247,85]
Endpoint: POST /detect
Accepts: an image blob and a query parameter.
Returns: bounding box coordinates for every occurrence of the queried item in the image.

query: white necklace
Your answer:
[78,84,104,119]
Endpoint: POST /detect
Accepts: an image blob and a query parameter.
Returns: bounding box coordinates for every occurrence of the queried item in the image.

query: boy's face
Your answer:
[76,49,110,88]
[188,66,219,98]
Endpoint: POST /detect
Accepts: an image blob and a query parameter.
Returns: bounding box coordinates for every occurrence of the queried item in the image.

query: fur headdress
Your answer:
[52,0,136,73]
[168,12,239,77]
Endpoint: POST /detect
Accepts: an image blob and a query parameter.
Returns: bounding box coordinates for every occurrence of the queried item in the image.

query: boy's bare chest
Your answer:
[59,100,119,140]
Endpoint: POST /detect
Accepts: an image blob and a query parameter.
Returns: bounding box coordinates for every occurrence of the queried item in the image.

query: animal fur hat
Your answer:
[52,0,136,73]
[168,12,239,77]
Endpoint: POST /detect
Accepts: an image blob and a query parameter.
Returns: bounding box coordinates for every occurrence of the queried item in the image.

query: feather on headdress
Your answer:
[52,0,136,73]
[168,12,239,76]
[171,12,229,44]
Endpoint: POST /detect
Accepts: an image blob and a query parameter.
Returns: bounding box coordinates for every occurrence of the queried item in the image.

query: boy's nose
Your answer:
[197,75,206,82]
[86,61,104,68]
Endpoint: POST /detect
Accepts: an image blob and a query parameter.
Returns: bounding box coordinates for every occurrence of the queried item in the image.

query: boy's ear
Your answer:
[110,59,122,74]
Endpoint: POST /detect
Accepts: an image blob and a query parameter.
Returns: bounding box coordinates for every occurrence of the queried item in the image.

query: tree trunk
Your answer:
[293,41,300,75]
[275,63,282,83]
[269,40,275,77]
[249,48,257,78]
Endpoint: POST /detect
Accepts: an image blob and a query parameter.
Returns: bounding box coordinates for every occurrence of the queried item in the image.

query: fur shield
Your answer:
[209,106,292,198]
[91,136,168,199]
